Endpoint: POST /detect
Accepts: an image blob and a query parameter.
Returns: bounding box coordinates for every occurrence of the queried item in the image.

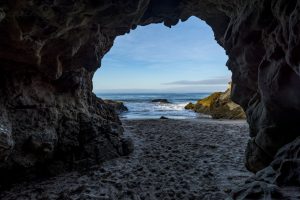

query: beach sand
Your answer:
[1,119,251,200]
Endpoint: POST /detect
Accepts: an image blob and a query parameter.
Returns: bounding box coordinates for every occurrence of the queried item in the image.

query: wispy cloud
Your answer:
[162,76,231,85]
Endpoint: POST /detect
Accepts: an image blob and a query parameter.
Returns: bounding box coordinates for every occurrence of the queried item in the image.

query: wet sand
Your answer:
[1,119,251,200]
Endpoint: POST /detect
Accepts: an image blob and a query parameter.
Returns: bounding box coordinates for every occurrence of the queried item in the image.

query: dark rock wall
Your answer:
[0,67,127,185]
[0,0,144,185]
[0,0,300,194]
[224,0,300,173]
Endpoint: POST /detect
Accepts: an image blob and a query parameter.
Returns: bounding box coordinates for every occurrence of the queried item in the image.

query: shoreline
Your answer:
[122,117,247,124]
[1,118,251,200]
[122,117,247,121]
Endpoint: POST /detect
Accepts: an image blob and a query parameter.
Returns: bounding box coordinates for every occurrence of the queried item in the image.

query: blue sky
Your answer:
[93,16,231,93]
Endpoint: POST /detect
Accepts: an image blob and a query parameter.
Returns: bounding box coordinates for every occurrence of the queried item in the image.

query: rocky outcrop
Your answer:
[151,99,171,103]
[104,100,128,114]
[211,86,246,120]
[0,0,300,196]
[185,92,222,115]
[185,86,246,119]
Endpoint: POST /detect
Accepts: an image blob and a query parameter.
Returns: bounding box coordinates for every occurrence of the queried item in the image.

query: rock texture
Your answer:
[185,85,246,119]
[0,0,300,197]
[0,72,131,186]
[230,136,300,199]
[211,88,246,120]
[185,92,222,115]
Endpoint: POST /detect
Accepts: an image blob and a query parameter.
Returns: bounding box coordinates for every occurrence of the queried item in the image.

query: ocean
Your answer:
[96,93,212,119]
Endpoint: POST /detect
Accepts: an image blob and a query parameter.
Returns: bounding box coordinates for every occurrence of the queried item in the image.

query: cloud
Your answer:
[162,76,231,85]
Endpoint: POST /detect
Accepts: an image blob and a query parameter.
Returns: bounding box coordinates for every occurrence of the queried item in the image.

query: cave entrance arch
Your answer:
[91,17,252,197]
[1,1,300,196]
[93,16,232,120]
[0,2,244,187]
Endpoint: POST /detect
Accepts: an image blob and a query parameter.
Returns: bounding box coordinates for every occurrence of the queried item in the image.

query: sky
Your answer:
[93,16,231,93]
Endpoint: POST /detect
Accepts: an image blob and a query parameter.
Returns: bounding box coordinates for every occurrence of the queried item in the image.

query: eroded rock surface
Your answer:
[0,70,132,187]
[0,0,300,197]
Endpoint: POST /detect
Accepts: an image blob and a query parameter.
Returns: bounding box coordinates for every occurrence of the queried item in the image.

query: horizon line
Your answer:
[94,90,220,94]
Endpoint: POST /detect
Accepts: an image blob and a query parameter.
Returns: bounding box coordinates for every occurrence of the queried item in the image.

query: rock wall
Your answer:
[0,0,300,196]
[0,68,130,186]
[223,0,300,173]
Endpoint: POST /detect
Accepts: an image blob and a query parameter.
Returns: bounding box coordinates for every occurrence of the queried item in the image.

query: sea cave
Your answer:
[0,0,300,199]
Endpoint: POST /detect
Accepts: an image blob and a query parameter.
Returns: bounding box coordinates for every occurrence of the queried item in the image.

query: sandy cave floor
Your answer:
[0,119,252,200]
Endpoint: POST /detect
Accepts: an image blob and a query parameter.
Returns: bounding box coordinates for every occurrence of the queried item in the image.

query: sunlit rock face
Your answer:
[0,0,300,196]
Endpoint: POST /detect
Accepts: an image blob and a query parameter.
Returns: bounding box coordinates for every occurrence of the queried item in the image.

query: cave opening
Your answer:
[1,1,300,198]
[84,16,252,198]
[93,16,239,120]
